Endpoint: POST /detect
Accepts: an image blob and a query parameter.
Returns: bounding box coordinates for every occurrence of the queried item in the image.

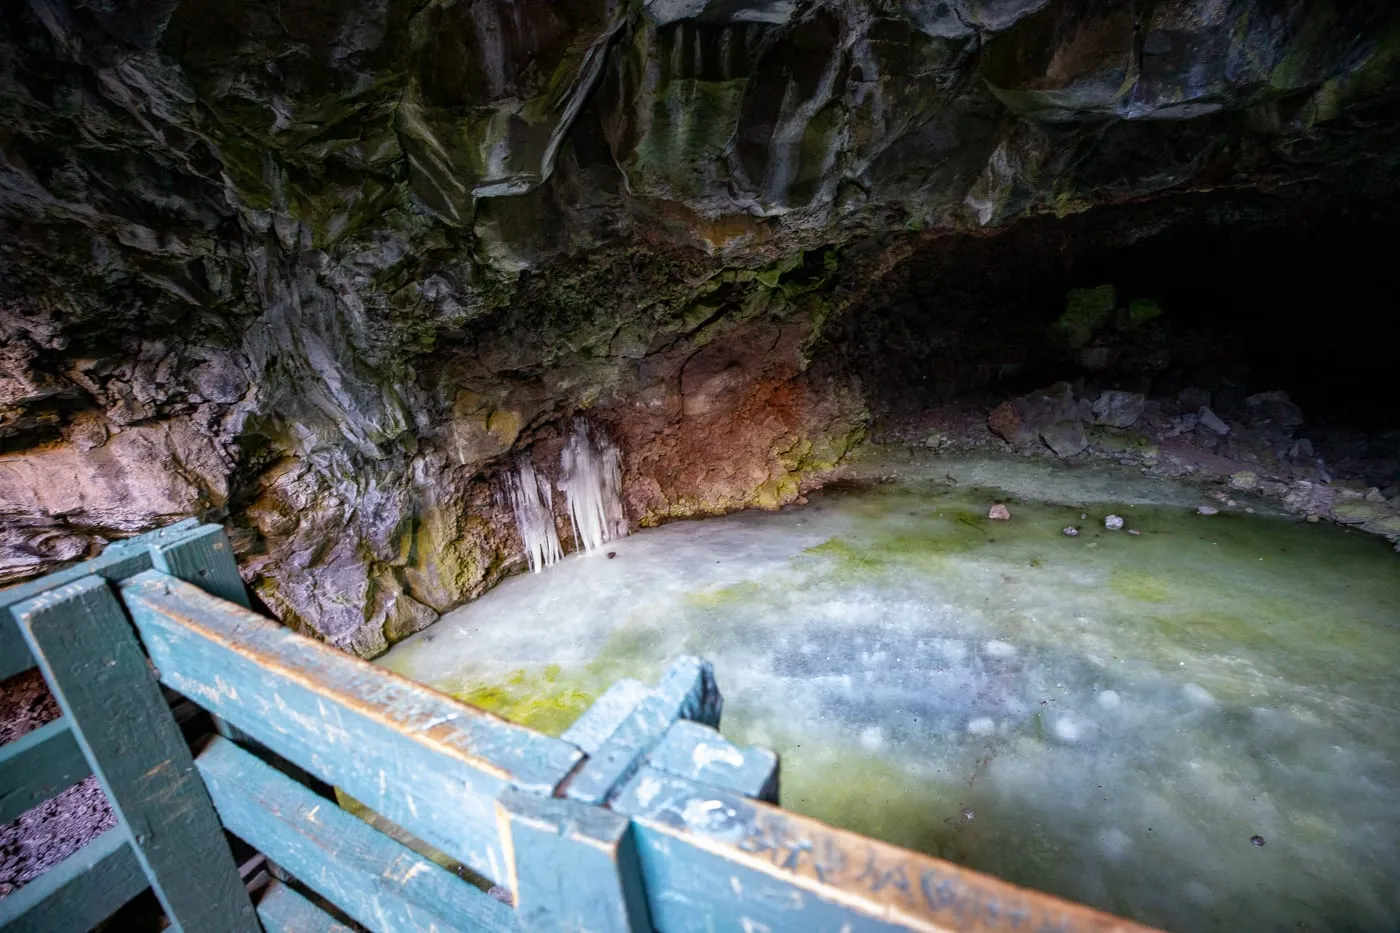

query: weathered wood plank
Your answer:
[0,718,91,824]
[564,656,721,806]
[198,736,518,933]
[0,825,147,933]
[14,575,259,933]
[257,881,357,933]
[150,523,251,608]
[0,517,200,681]
[560,678,650,754]
[611,766,1160,933]
[120,570,582,885]
[498,786,652,933]
[645,719,779,802]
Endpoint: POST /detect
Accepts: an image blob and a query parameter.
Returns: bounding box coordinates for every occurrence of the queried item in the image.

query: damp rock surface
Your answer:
[382,453,1400,933]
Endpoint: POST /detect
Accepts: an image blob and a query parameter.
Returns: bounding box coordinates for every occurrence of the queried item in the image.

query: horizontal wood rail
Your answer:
[0,719,88,825]
[1,522,1162,933]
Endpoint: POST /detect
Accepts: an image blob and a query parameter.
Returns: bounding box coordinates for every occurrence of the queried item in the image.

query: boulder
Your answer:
[1198,407,1231,435]
[1245,391,1305,429]
[1091,390,1146,428]
[988,383,1080,447]
[1040,421,1089,458]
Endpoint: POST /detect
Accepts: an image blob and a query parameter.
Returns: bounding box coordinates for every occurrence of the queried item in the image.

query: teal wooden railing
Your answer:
[1,523,1157,933]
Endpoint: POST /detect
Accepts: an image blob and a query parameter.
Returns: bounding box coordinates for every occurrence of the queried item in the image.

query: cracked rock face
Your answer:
[2,0,1399,653]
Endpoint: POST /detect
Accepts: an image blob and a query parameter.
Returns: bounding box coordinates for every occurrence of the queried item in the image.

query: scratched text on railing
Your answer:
[738,811,1079,933]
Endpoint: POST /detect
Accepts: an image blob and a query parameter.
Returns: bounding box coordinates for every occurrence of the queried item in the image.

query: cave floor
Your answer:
[381,452,1400,933]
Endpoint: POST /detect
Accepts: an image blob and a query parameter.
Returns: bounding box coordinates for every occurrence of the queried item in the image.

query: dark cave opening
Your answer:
[829,188,1400,447]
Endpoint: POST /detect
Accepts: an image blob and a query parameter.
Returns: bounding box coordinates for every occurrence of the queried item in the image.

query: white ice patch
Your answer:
[1095,828,1133,861]
[1052,717,1082,743]
[1098,690,1122,709]
[1185,882,1216,905]
[859,726,885,751]
[1183,683,1216,707]
[967,717,996,736]
[984,639,1017,658]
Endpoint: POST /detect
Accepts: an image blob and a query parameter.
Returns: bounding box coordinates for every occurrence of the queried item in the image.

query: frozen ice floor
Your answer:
[381,454,1400,933]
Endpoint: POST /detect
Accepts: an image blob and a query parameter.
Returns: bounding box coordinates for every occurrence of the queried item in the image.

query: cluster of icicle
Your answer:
[503,419,627,573]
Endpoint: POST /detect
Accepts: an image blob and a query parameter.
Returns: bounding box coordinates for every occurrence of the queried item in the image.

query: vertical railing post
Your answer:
[13,575,259,933]
[147,523,251,608]
[498,787,654,933]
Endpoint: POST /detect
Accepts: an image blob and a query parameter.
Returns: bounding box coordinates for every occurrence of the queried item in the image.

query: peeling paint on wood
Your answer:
[199,736,517,933]
[15,574,258,933]
[119,569,582,885]
[645,720,779,803]
[498,787,653,933]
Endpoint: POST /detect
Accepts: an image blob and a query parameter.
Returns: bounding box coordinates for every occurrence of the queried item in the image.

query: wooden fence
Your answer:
[1,522,1159,933]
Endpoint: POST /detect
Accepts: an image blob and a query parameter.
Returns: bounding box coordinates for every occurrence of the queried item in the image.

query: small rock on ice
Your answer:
[988,503,1011,520]
[1104,514,1124,530]
[1063,526,1080,537]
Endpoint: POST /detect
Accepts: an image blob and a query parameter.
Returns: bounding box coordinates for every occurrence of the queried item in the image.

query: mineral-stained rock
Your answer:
[1229,471,1260,491]
[2,0,1399,652]
[988,401,1027,445]
[989,383,1081,448]
[1331,500,1388,526]
[1059,286,1117,349]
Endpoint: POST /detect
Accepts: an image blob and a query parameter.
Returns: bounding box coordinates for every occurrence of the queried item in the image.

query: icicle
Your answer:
[505,455,563,573]
[559,418,627,554]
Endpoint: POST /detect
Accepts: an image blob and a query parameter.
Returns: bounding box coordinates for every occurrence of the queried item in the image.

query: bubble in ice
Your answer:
[984,639,1017,658]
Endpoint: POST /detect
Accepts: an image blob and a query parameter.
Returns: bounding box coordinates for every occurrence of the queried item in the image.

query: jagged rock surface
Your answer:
[2,0,1399,652]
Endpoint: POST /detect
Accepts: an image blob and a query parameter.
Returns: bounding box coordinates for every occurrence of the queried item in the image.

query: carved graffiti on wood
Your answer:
[738,810,1078,932]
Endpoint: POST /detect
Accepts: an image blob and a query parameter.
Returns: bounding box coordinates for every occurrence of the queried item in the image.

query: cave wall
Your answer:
[3,0,1399,654]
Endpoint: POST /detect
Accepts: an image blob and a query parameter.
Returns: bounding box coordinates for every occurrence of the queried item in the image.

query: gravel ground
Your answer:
[0,669,116,897]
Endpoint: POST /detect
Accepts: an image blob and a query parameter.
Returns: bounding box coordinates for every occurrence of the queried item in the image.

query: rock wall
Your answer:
[3,0,1399,653]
